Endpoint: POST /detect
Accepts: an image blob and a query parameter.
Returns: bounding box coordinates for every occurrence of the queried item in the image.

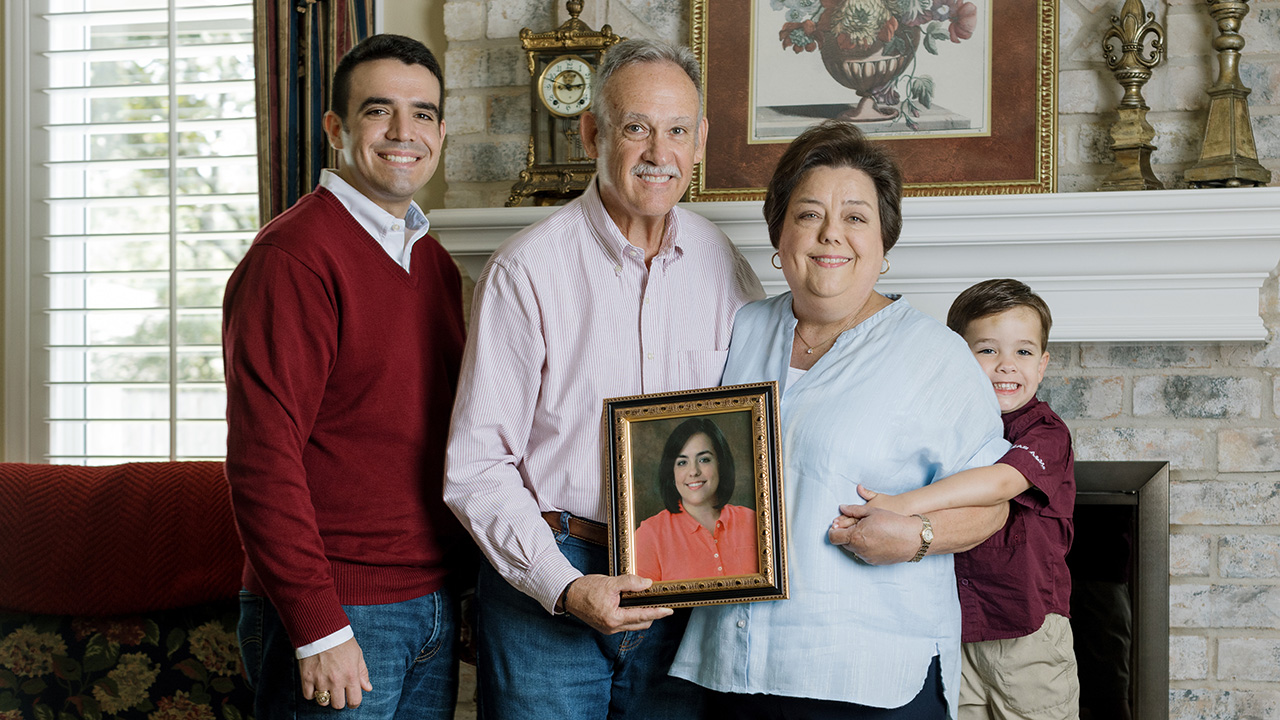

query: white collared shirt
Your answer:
[319,169,430,272]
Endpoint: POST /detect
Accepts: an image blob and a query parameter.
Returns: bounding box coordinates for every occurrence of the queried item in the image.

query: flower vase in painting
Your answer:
[776,0,978,129]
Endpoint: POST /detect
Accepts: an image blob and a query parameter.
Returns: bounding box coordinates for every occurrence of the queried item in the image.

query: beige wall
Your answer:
[1,5,8,462]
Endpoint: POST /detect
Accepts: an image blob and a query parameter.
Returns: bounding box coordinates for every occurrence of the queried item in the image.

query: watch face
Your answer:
[539,55,594,117]
[921,523,934,543]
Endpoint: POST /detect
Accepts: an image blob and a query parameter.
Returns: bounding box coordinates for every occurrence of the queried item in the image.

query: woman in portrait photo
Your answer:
[634,417,759,582]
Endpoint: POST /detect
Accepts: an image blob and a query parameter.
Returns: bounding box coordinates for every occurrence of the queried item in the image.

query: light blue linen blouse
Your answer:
[670,293,1010,717]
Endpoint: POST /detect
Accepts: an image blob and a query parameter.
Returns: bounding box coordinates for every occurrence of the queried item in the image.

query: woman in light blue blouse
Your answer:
[669,121,1011,719]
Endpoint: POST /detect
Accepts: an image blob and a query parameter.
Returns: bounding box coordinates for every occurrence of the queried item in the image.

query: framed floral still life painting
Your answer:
[689,0,1056,199]
[604,382,787,609]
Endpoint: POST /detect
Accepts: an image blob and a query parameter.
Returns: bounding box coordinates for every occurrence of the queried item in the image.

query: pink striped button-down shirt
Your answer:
[444,179,764,612]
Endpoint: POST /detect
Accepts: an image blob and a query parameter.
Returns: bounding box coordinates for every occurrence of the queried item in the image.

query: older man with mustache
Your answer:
[445,38,763,720]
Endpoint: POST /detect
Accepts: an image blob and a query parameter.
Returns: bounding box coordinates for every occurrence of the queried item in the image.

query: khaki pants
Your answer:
[959,613,1080,720]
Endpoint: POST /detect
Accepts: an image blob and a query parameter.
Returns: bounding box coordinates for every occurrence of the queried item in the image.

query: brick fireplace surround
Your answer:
[431,184,1280,720]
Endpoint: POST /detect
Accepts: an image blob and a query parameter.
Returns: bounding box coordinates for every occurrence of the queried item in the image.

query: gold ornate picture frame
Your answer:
[689,0,1056,199]
[604,382,787,609]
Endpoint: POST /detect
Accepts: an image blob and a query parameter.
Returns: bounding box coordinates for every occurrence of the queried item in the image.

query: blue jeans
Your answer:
[238,589,459,720]
[476,521,704,720]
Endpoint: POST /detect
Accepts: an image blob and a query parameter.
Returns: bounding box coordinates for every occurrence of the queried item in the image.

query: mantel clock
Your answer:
[506,1,623,207]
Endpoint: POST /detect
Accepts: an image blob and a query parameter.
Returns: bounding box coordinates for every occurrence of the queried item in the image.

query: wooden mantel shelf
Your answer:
[430,186,1280,342]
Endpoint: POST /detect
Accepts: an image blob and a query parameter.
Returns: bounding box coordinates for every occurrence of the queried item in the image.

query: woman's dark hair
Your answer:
[762,119,903,254]
[947,278,1053,350]
[657,417,736,514]
[331,34,445,121]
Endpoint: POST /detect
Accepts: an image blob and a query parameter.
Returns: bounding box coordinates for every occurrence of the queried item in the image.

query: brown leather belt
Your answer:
[542,511,608,546]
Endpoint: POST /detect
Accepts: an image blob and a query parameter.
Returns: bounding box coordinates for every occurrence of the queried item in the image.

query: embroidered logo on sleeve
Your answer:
[1011,444,1046,470]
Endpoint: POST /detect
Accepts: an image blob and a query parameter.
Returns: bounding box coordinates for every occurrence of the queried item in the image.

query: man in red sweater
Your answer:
[222,34,469,719]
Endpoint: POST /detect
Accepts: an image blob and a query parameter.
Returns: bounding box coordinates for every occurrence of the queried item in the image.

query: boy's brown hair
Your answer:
[947,279,1053,350]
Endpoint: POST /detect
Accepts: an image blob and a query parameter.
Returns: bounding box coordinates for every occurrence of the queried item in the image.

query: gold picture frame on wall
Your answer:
[604,382,787,609]
[689,0,1057,200]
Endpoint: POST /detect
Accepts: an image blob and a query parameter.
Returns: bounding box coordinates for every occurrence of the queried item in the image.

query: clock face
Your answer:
[539,55,594,117]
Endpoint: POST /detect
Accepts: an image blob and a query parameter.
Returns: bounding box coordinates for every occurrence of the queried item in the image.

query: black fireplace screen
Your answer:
[1069,461,1169,720]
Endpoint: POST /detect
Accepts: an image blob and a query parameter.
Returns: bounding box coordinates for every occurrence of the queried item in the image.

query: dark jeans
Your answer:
[708,656,947,720]
[475,515,705,720]
[238,589,459,720]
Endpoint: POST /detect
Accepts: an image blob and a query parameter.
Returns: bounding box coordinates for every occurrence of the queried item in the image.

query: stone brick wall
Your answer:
[1042,271,1280,719]
[1059,0,1280,190]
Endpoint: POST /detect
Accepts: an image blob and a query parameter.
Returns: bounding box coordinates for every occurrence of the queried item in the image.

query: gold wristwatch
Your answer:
[909,514,933,562]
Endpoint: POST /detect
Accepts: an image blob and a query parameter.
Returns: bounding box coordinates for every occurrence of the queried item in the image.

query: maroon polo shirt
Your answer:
[955,397,1075,642]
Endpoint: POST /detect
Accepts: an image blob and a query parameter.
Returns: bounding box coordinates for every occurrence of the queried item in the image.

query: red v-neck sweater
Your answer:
[223,187,469,647]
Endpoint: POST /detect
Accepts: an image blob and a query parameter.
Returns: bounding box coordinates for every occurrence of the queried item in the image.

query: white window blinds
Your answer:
[24,0,257,463]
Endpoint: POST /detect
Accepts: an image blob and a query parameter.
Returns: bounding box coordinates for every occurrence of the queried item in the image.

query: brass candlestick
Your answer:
[1100,0,1166,191]
[1183,0,1272,188]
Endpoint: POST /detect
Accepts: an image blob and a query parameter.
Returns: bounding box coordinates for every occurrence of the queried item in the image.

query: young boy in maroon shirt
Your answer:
[861,278,1078,720]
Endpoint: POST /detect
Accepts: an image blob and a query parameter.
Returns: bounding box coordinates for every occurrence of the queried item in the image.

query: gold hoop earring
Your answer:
[772,252,782,270]
[880,258,890,275]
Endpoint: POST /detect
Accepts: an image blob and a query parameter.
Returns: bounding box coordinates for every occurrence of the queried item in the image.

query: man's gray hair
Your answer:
[594,38,703,126]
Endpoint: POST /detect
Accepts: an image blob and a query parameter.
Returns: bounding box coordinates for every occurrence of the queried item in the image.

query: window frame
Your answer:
[3,0,259,463]
[6,0,40,461]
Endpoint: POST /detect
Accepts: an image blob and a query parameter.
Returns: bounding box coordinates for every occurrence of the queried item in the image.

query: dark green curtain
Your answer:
[254,0,373,222]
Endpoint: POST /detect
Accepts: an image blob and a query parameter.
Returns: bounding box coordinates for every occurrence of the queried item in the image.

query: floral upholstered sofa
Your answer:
[0,462,253,719]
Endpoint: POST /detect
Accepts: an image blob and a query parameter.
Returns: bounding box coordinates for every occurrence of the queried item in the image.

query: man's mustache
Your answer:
[630,163,682,180]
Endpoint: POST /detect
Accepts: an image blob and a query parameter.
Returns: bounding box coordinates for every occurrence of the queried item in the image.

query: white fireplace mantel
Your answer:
[430,186,1280,342]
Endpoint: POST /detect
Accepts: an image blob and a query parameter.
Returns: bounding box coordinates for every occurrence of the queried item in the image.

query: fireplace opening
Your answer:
[1068,461,1169,720]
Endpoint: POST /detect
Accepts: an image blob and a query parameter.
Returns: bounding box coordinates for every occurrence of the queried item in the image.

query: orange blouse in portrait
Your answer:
[634,503,759,582]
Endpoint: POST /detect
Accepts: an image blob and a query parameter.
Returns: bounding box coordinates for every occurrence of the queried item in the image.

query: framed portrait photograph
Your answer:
[689,0,1056,199]
[604,382,787,609]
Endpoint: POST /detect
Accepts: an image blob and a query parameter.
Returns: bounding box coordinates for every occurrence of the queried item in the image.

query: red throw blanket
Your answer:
[0,461,243,615]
